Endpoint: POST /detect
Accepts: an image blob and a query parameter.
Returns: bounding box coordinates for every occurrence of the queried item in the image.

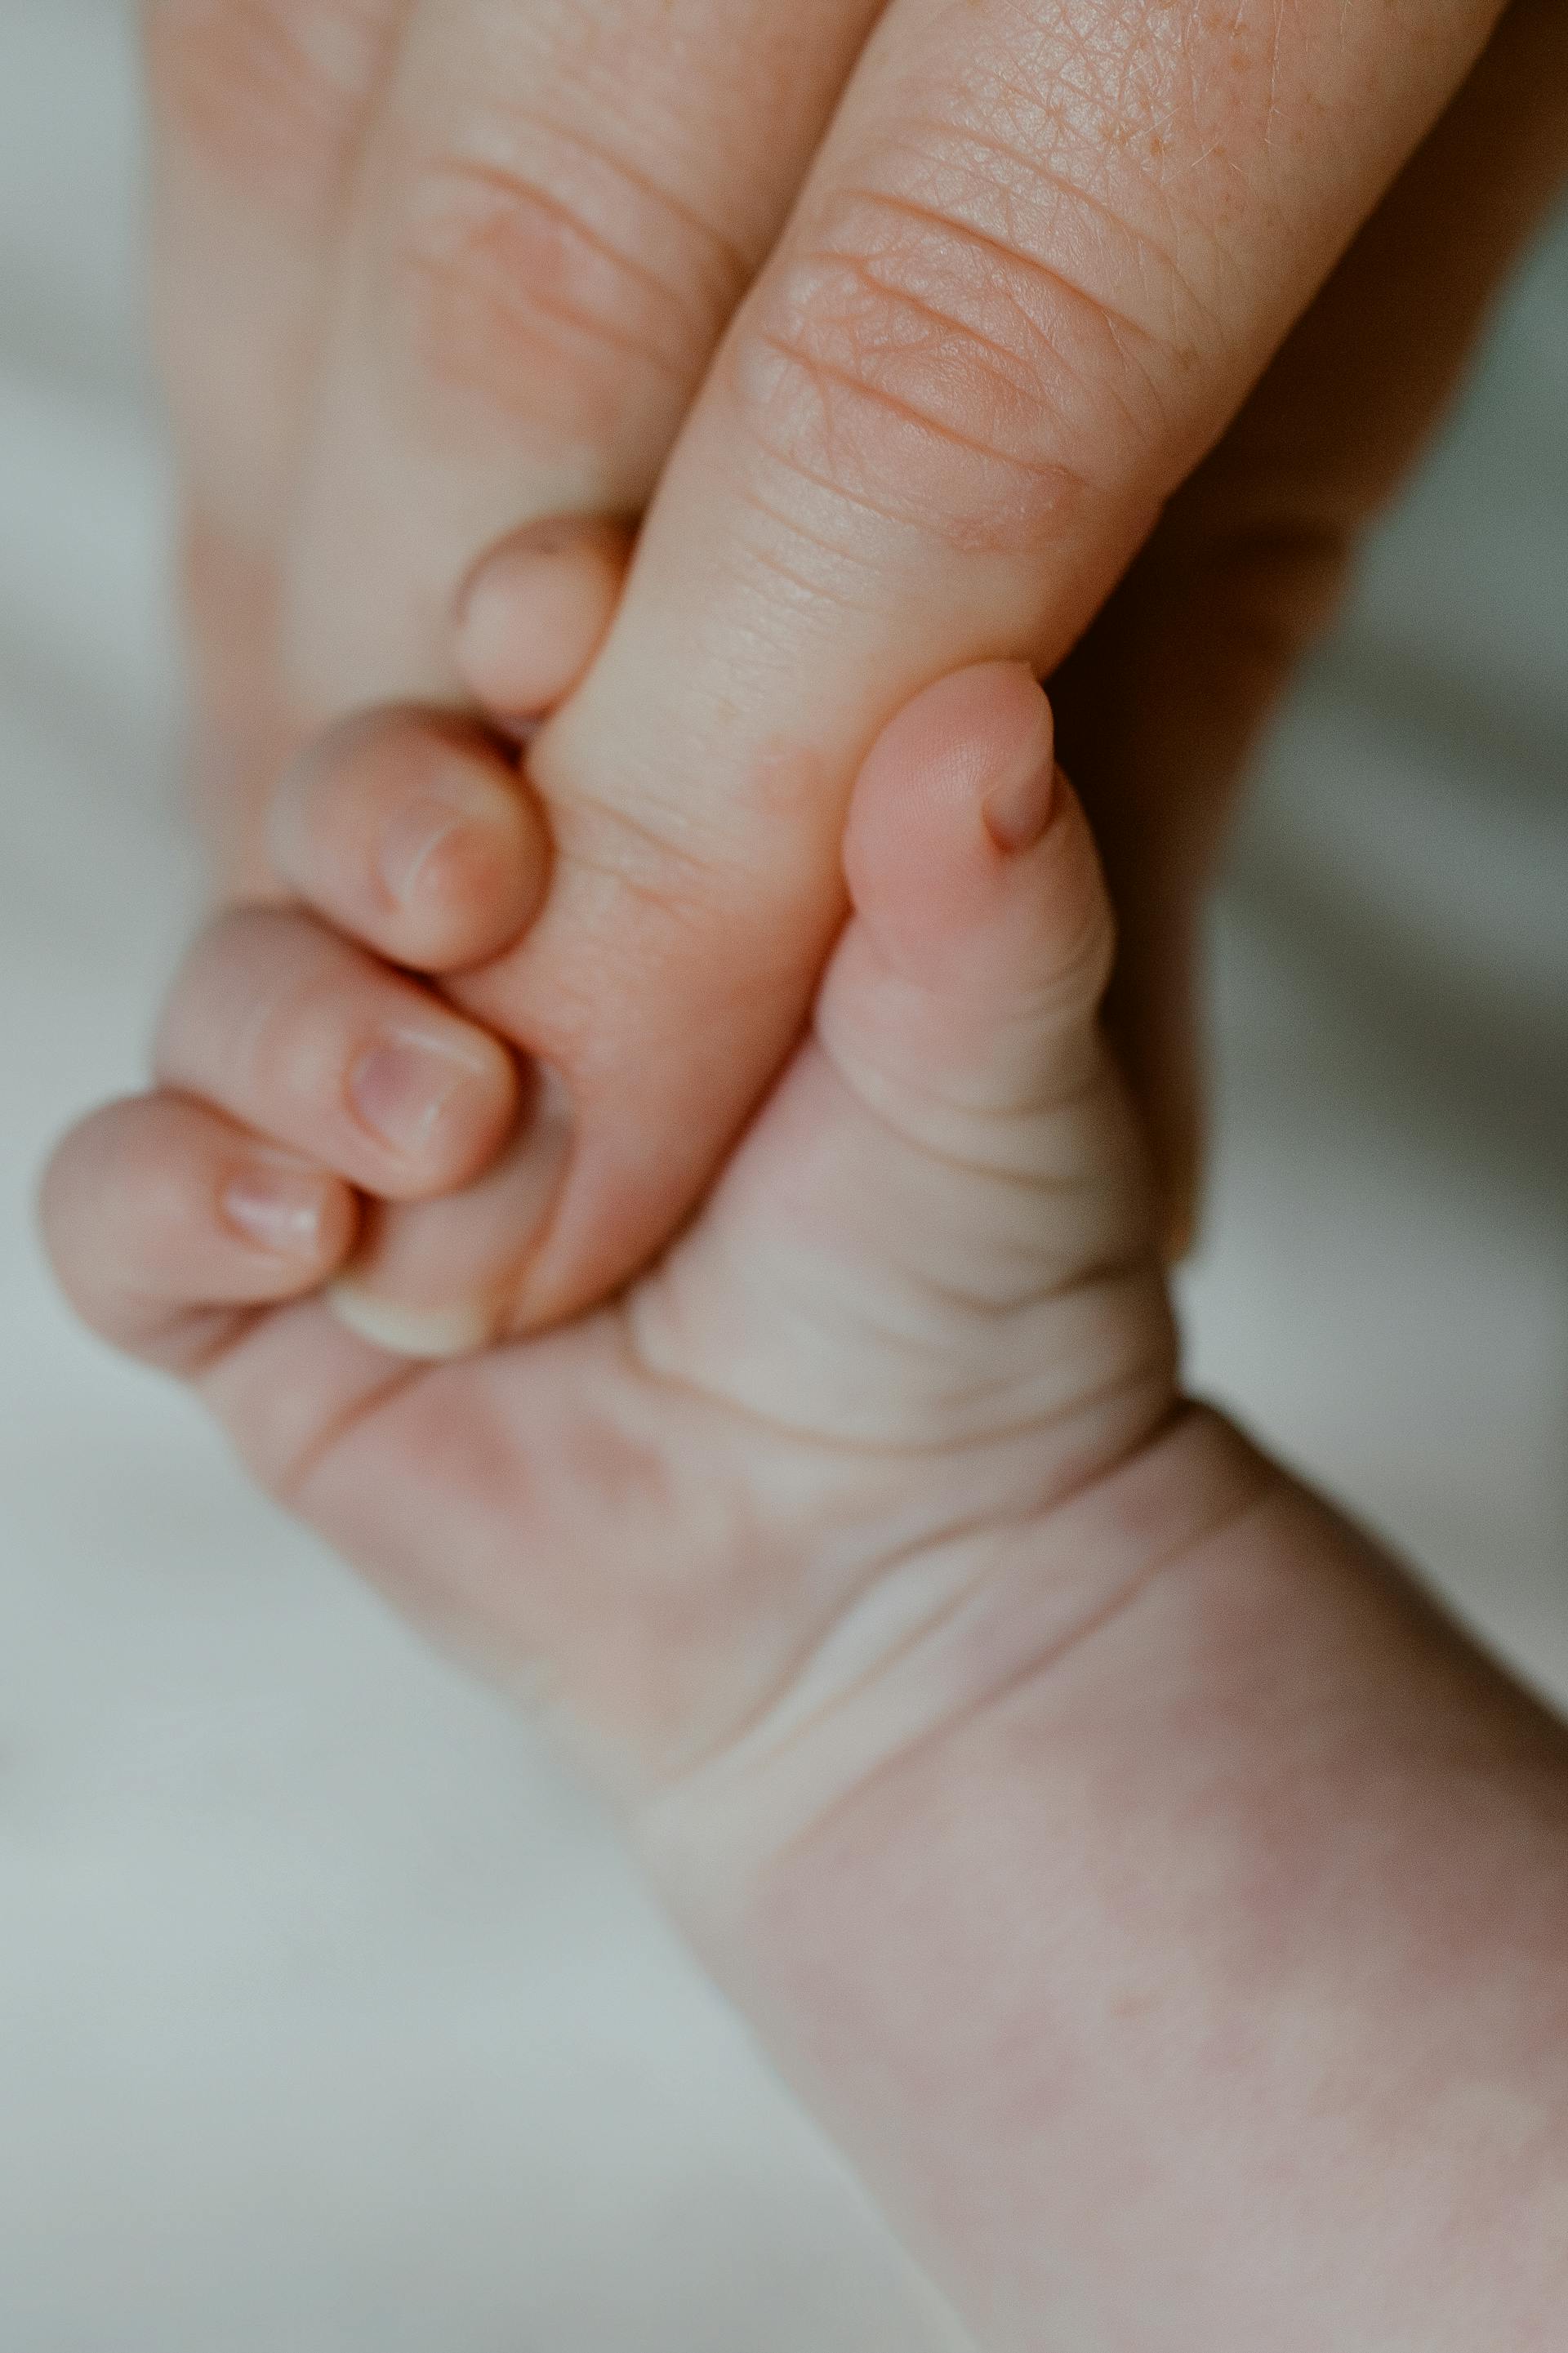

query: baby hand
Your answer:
[45,659,1183,1865]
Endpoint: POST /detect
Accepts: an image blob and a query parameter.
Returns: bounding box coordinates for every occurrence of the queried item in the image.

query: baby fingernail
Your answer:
[323,1067,575,1357]
[377,781,506,910]
[223,1165,326,1256]
[326,1280,497,1361]
[380,804,470,909]
[983,756,1058,855]
[349,1030,497,1160]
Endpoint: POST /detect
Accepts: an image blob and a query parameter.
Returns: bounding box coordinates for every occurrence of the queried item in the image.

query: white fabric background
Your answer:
[0,5,1563,2345]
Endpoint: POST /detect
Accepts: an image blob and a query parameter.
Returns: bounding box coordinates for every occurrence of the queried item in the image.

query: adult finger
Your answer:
[144,2,412,866]
[283,0,886,714]
[434,0,1511,1327]
[144,0,406,537]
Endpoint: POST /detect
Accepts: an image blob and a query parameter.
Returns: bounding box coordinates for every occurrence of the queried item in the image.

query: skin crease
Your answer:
[42,660,1568,2346]
[114,9,1568,2338]
[145,0,1568,1289]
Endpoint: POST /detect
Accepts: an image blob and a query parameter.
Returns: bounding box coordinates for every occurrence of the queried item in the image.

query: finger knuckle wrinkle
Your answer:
[145,0,390,208]
[737,189,1134,555]
[390,141,727,425]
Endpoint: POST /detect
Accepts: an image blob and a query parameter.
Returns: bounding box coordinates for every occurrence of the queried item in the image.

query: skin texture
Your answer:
[145,0,1568,1306]
[110,12,1568,2326]
[42,661,1568,2345]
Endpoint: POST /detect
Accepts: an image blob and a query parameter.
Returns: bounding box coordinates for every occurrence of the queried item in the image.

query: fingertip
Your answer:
[156,903,524,1203]
[40,1093,363,1363]
[375,760,548,969]
[848,658,1047,856]
[323,1279,497,1362]
[835,662,1119,1085]
[270,706,551,972]
[456,516,633,727]
[219,1152,359,1276]
[844,662,1058,960]
[981,744,1060,857]
[813,668,1139,1208]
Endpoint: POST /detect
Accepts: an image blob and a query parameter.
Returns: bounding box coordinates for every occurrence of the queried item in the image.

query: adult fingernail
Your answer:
[222,1164,327,1257]
[348,1028,499,1161]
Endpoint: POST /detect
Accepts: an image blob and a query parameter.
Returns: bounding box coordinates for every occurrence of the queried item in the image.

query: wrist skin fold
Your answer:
[646,1407,1568,2351]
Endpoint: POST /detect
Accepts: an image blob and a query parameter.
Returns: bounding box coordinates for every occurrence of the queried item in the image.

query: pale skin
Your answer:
[46,5,1568,2330]
[43,645,1568,2347]
[146,0,1568,1334]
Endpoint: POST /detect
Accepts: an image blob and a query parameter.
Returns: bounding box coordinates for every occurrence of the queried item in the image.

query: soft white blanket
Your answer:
[1,7,1563,2345]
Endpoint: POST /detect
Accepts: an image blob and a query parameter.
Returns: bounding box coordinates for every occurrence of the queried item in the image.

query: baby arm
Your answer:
[44,655,1568,2349]
[712,1437,1568,2351]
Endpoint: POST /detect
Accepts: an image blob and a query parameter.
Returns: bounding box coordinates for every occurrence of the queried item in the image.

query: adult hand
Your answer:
[145,0,1568,1310]
[145,0,887,876]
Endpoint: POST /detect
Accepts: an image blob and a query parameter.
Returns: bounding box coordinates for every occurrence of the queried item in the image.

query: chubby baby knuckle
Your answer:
[734,186,1130,557]
[145,0,393,209]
